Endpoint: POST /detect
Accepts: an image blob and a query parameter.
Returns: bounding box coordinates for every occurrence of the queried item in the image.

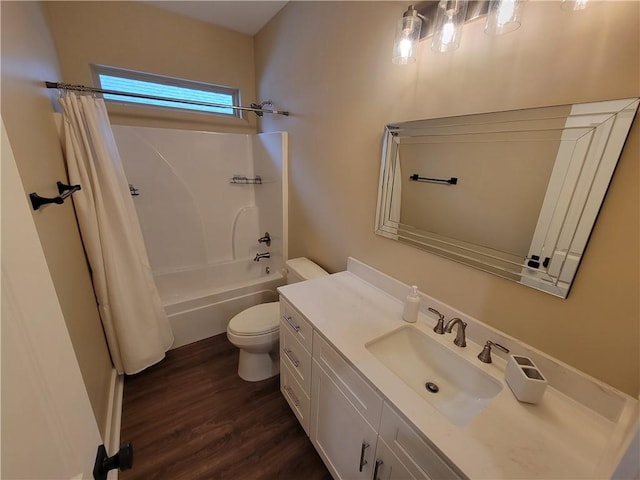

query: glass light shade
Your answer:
[560,0,588,11]
[432,0,469,53]
[392,10,422,65]
[485,0,525,35]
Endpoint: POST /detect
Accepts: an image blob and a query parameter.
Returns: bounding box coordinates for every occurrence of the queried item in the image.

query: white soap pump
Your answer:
[402,285,420,323]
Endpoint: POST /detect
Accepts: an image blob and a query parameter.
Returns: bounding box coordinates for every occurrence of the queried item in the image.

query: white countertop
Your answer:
[278,267,637,479]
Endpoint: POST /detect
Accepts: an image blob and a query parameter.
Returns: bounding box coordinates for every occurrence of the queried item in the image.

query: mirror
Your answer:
[376,98,638,298]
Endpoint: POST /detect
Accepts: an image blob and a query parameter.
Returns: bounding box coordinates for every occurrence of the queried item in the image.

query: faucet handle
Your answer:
[428,307,445,334]
[477,341,509,363]
[258,232,271,246]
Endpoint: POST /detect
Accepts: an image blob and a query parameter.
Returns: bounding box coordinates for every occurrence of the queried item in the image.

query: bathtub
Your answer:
[154,260,285,349]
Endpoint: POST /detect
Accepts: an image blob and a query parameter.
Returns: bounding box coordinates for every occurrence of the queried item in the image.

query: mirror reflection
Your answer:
[376,98,638,298]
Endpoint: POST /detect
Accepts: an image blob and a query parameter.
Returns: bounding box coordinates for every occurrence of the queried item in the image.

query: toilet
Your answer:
[226,257,328,381]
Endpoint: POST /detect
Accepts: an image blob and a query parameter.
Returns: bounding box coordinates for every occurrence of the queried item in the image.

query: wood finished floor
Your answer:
[120,334,331,480]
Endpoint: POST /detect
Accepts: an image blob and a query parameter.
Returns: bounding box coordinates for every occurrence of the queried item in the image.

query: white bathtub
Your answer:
[154,260,285,349]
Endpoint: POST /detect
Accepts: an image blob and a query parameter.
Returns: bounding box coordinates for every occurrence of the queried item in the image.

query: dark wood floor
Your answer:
[120,334,331,480]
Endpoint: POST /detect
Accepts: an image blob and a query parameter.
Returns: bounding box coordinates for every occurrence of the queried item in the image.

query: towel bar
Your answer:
[30,181,81,211]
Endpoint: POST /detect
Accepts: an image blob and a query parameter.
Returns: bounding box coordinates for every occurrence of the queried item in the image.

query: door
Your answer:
[310,360,377,480]
[1,119,103,479]
[373,440,416,480]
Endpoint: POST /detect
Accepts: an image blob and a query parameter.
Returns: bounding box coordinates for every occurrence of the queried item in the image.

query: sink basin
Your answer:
[365,325,502,426]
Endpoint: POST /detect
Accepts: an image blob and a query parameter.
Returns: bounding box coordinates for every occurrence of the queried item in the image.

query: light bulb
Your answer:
[399,38,412,59]
[561,0,588,10]
[485,0,524,35]
[496,0,516,27]
[441,17,456,45]
[431,0,468,53]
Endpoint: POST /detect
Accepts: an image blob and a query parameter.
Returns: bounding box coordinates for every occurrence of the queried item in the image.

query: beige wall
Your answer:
[44,1,258,133]
[255,1,640,395]
[1,1,113,438]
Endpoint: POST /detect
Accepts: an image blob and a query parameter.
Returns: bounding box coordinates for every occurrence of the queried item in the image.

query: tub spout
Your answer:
[254,252,270,262]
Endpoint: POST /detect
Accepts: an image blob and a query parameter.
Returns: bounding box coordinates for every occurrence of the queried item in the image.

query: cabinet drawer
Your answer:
[379,404,463,480]
[280,324,312,394]
[313,333,383,430]
[280,298,313,353]
[281,362,311,436]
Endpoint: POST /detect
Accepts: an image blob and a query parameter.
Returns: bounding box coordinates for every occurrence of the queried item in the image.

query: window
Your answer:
[92,65,240,118]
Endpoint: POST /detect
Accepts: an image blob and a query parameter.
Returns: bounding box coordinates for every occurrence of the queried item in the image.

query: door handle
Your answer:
[283,348,300,367]
[359,441,370,472]
[282,314,300,332]
[372,458,383,480]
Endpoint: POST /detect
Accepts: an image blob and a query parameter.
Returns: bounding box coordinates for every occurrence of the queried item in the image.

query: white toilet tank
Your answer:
[285,257,329,284]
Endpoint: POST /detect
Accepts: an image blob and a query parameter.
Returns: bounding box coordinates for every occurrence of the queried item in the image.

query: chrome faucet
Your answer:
[428,308,445,334]
[477,341,509,363]
[444,318,467,347]
[254,252,270,262]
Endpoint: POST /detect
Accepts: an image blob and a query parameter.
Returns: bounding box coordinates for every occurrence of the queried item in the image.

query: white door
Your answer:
[1,119,103,479]
[310,360,377,480]
[373,441,416,480]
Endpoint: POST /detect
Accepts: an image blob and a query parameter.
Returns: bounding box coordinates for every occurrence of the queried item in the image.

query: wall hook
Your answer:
[93,442,133,480]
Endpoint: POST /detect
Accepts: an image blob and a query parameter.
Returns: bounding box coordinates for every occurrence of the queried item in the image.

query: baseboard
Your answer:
[103,368,124,455]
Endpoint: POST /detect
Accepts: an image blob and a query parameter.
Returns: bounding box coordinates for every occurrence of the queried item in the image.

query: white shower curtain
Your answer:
[60,92,173,375]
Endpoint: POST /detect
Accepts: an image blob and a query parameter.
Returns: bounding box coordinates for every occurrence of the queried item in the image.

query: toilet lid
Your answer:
[228,302,280,336]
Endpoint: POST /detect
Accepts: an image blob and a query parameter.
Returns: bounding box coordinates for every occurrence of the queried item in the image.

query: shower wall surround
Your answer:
[112,126,287,274]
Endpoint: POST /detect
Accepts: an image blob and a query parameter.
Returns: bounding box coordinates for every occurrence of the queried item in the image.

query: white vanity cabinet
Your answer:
[279,297,464,480]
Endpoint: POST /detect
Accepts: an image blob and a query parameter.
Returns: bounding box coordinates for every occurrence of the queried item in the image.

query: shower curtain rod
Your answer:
[44,81,290,116]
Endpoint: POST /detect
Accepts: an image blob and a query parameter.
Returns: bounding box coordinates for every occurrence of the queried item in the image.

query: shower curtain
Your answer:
[60,92,173,374]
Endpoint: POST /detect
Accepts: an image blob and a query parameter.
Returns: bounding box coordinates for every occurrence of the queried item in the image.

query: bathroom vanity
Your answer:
[278,258,637,479]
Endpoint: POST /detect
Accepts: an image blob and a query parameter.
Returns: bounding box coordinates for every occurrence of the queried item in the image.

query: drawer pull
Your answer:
[282,314,300,332]
[359,441,369,472]
[283,385,300,406]
[373,459,383,480]
[283,348,300,367]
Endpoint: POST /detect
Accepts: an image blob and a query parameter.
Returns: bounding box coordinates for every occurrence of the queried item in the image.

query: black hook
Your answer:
[93,442,133,480]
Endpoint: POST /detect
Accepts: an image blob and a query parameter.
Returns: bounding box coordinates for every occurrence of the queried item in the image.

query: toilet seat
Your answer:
[227,302,279,336]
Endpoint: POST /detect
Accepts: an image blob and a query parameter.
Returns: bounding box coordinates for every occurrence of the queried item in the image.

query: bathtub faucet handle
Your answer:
[254,252,270,262]
[258,232,271,247]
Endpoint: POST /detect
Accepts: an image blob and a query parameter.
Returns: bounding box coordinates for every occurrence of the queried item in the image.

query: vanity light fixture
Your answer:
[391,0,532,63]
[392,0,588,63]
[392,5,423,64]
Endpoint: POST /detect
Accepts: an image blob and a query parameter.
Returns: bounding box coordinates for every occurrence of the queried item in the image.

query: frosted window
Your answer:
[93,66,239,117]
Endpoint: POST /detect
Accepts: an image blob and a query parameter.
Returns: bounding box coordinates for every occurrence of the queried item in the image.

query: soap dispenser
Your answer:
[402,285,420,323]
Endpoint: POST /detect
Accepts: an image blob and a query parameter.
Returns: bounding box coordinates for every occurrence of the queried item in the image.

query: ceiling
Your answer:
[143,1,288,35]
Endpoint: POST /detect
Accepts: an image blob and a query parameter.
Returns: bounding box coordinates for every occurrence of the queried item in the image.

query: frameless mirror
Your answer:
[375,98,638,298]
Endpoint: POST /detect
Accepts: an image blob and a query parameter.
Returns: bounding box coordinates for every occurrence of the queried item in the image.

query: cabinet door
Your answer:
[311,360,378,480]
[374,440,417,480]
[379,404,462,480]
